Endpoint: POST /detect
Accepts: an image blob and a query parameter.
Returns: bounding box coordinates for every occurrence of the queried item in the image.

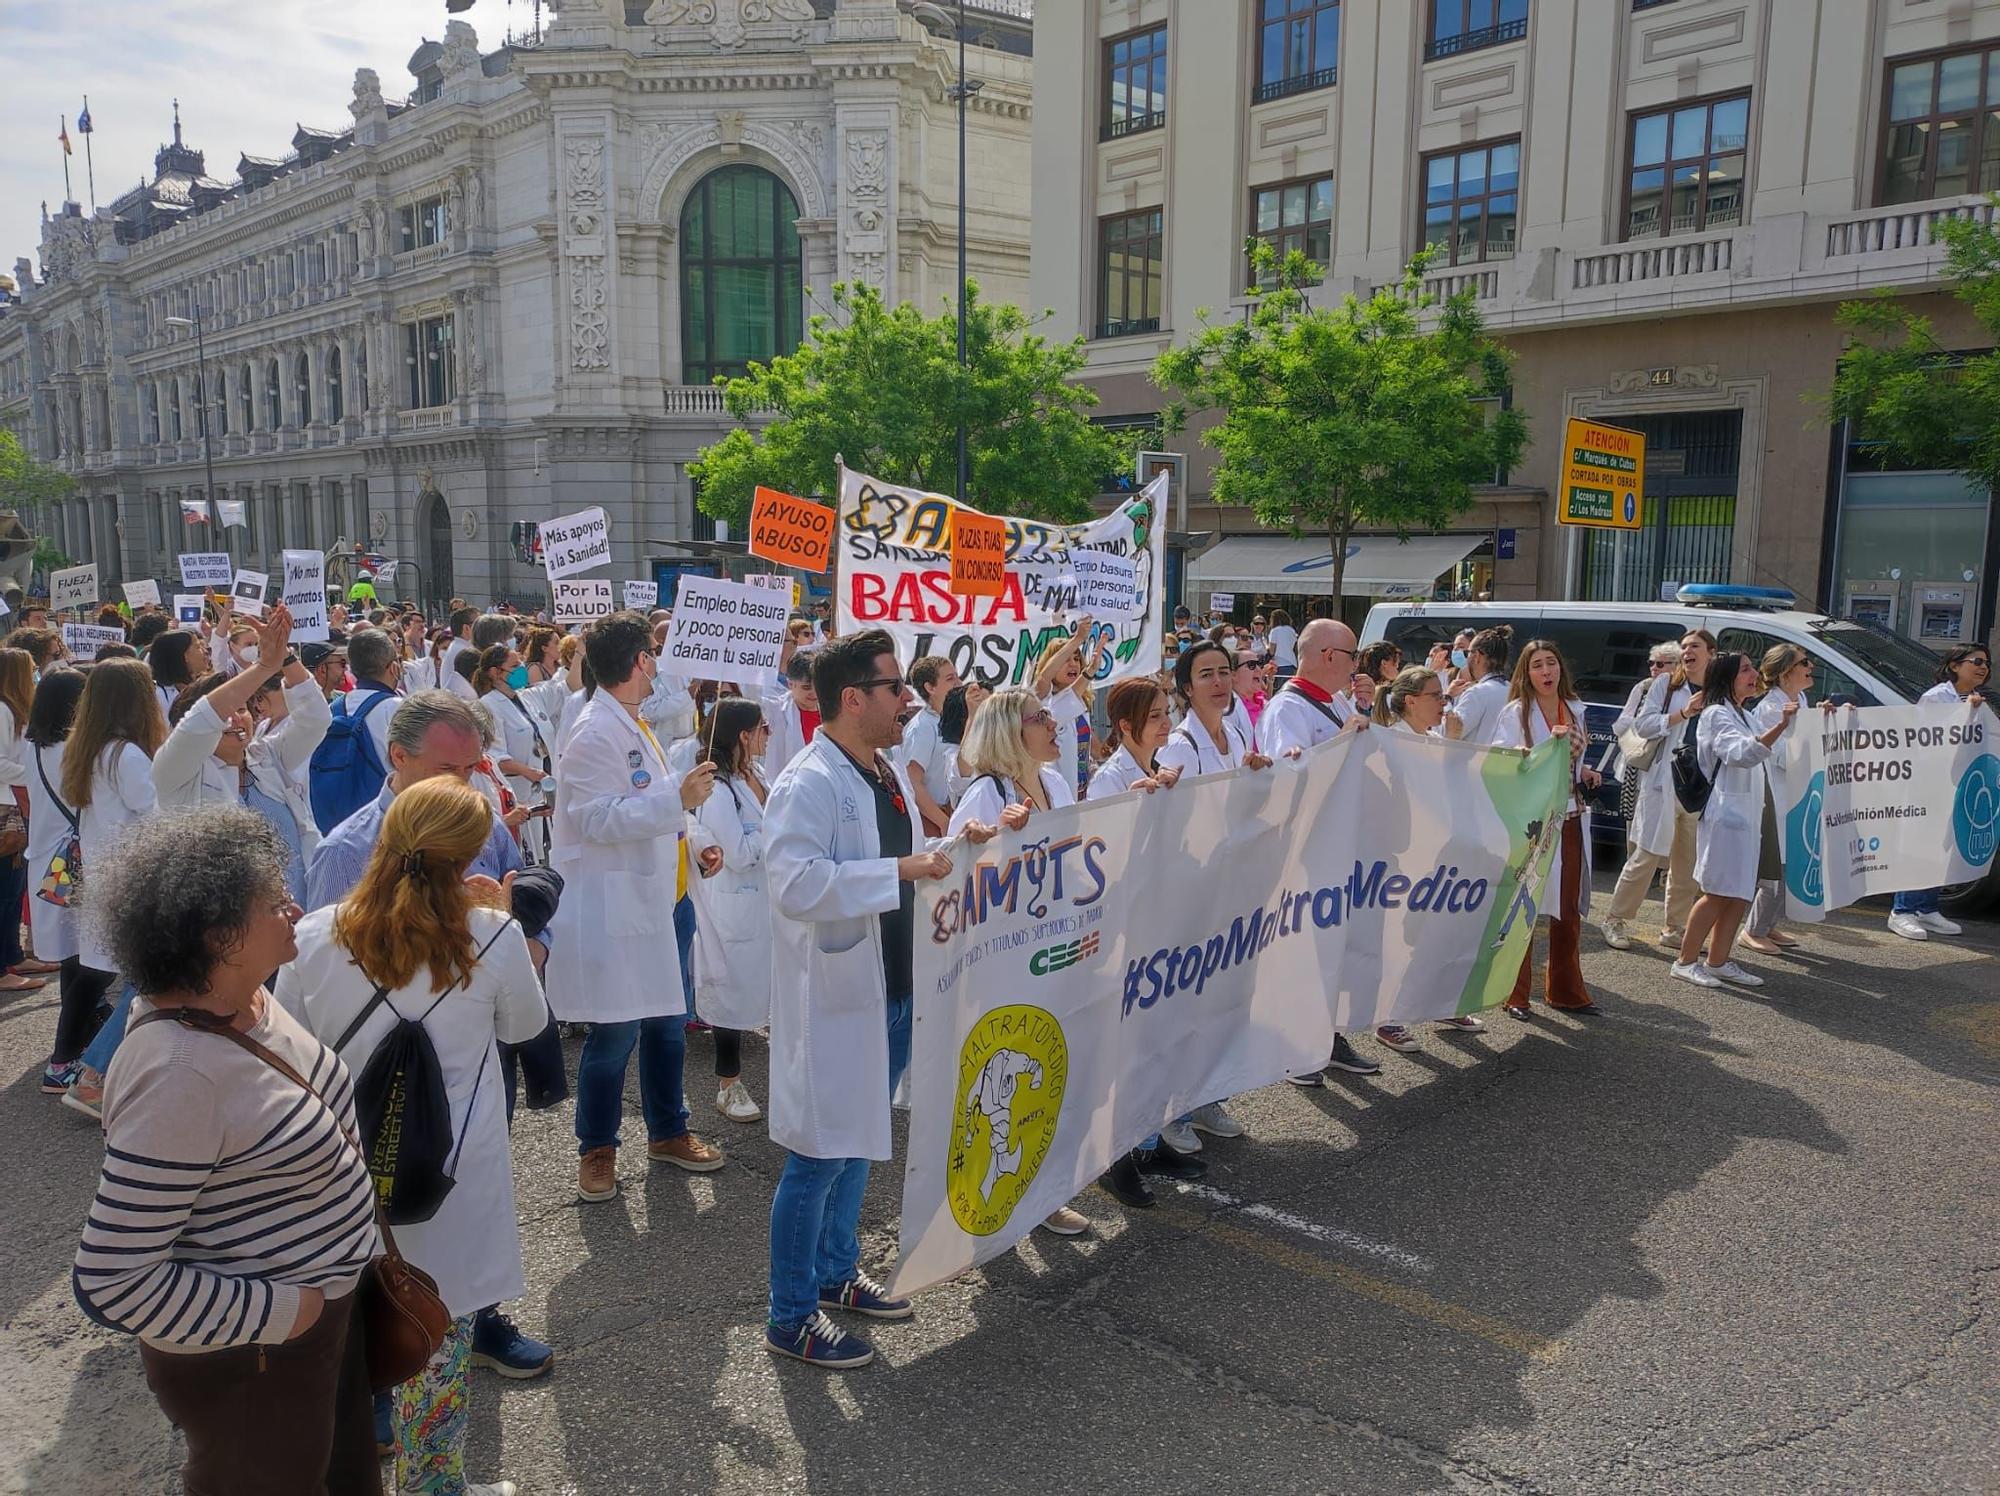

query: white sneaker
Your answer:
[1188,1101,1244,1139]
[1601,920,1633,950]
[1708,961,1765,989]
[1887,912,1930,941]
[1671,960,1723,988]
[716,1080,762,1123]
[1917,911,1962,936]
[1658,928,1684,947]
[1158,1119,1202,1155]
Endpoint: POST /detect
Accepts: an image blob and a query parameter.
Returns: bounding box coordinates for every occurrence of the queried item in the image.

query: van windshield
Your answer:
[1805,620,1948,703]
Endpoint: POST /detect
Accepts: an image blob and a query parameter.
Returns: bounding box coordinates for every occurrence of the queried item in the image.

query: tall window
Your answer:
[169,380,183,442]
[400,197,447,252]
[144,384,161,444]
[1879,45,2000,205]
[326,347,344,423]
[214,370,229,438]
[1624,94,1749,239]
[1256,0,1339,104]
[1422,141,1520,264]
[295,353,313,425]
[680,166,804,388]
[239,363,255,432]
[1250,177,1333,281]
[265,360,282,429]
[406,316,456,408]
[1427,0,1527,62]
[1097,208,1163,338]
[1103,25,1168,139]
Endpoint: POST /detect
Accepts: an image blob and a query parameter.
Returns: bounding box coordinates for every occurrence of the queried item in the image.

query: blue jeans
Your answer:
[1893,887,1941,916]
[81,980,135,1076]
[767,994,912,1329]
[574,1014,688,1154]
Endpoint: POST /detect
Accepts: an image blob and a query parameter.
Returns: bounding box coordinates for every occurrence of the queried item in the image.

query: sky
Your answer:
[2,0,535,281]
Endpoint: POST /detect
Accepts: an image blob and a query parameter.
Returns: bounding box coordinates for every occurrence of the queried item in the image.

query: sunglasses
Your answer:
[854,676,907,693]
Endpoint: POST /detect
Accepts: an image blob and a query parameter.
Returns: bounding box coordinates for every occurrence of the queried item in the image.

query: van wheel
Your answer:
[1939,874,1998,917]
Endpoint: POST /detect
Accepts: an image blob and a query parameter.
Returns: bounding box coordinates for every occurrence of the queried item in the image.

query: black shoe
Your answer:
[1134,1144,1207,1181]
[1102,1152,1155,1208]
[1325,1033,1381,1076]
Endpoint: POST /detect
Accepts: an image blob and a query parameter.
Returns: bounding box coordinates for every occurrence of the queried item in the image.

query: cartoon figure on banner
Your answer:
[1489,815,1561,951]
[947,1004,1069,1238]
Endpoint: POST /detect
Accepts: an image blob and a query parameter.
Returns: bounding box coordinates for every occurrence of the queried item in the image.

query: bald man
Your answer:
[1256,618,1366,761]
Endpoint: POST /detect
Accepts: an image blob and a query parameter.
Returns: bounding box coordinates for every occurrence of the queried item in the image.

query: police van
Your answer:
[1359,585,1996,911]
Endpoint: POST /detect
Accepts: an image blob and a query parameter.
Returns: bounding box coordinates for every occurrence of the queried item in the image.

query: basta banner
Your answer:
[836,463,1167,690]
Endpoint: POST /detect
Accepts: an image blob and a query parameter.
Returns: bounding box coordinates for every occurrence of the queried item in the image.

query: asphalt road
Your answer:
[3,880,1996,1496]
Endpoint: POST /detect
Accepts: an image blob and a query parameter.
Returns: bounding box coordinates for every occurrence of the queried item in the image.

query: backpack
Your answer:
[309,689,394,834]
[336,923,511,1225]
[1669,714,1713,815]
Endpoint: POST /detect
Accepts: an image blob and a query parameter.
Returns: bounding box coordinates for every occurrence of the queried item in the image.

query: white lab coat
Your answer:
[1159,711,1251,779]
[544,694,688,1025]
[1447,673,1509,751]
[484,686,558,863]
[1045,685,1088,797]
[687,770,772,1030]
[1621,676,1694,858]
[897,706,953,817]
[276,906,547,1320]
[1087,744,1154,801]
[23,740,78,962]
[1694,704,1774,901]
[152,678,330,857]
[640,663,697,746]
[947,766,1074,836]
[763,689,811,780]
[439,638,477,701]
[1256,681,1352,758]
[1491,695,1593,919]
[0,701,26,790]
[78,741,158,973]
[763,736,935,1162]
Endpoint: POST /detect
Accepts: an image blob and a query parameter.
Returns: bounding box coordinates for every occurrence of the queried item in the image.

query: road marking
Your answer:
[1175,1182,1434,1274]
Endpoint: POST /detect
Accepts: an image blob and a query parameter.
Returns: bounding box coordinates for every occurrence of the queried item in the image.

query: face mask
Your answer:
[1451,649,1468,668]
[506,665,530,690]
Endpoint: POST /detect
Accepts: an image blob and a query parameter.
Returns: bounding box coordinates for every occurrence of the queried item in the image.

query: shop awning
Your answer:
[1186,534,1484,598]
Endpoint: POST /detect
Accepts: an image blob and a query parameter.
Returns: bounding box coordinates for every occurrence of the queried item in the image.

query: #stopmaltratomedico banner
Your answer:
[835,463,1167,689]
[888,730,1573,1297]
[1767,700,2000,921]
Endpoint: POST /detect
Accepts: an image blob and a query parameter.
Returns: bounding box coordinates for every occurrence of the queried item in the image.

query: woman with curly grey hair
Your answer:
[71,806,383,1496]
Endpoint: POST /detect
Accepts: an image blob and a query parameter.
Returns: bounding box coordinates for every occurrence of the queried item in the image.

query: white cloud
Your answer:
[2,0,527,280]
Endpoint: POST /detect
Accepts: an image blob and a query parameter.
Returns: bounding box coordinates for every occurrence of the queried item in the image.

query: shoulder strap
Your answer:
[36,746,77,835]
[500,692,549,762]
[1281,680,1342,727]
[335,919,517,1047]
[353,689,394,724]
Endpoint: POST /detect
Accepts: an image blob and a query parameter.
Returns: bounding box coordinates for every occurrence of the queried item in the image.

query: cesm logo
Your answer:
[1029,931,1100,977]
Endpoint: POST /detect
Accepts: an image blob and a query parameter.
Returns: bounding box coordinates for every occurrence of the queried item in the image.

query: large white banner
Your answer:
[1768,701,2000,920]
[889,731,1573,1296]
[837,465,1168,689]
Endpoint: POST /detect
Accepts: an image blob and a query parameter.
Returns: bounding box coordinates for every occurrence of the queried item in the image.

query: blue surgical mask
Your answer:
[506,664,530,689]
[1450,649,1468,668]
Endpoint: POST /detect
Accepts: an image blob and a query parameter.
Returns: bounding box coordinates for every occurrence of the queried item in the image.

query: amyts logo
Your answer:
[1029,931,1100,977]
[948,1005,1069,1238]
[1952,754,2000,867]
[1785,769,1826,906]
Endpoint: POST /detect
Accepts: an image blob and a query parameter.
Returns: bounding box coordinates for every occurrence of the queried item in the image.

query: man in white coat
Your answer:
[762,649,819,781]
[548,611,724,1205]
[761,628,976,1370]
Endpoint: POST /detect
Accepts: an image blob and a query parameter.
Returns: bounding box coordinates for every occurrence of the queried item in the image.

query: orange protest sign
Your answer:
[748,486,835,574]
[949,509,1007,598]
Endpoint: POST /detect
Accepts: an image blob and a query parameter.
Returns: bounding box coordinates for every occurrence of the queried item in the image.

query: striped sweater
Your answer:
[73,996,379,1350]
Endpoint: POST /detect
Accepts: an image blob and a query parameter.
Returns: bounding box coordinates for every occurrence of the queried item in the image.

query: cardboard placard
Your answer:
[179,552,233,589]
[174,593,205,625]
[216,499,247,529]
[746,571,802,610]
[1209,592,1236,614]
[663,574,790,690]
[552,578,614,624]
[281,549,329,643]
[231,569,268,619]
[622,580,660,612]
[62,623,125,662]
[1071,548,1143,619]
[121,579,162,610]
[949,510,1007,598]
[748,486,835,574]
[51,564,99,612]
[540,507,612,580]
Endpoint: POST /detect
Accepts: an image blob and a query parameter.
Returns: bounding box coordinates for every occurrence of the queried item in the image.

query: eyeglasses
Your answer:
[1022,709,1055,728]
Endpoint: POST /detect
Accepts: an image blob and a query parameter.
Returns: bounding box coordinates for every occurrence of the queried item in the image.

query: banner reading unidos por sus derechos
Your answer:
[887,730,1572,1296]
[1767,700,2000,920]
[837,464,1167,690]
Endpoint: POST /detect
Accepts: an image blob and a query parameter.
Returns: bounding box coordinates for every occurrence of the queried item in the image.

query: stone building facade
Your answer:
[0,0,1033,607]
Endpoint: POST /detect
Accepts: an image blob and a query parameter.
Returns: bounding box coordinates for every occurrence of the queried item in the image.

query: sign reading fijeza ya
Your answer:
[890,731,1573,1295]
[1768,700,2000,920]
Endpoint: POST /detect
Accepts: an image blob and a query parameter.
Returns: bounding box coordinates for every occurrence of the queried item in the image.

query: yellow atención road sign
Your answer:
[1558,417,1646,530]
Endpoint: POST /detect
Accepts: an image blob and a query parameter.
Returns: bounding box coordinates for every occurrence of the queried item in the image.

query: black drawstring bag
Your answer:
[1669,715,1714,815]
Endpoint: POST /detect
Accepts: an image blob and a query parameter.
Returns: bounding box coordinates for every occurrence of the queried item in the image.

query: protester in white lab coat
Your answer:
[761,629,970,1371]
[640,620,698,748]
[546,611,724,1205]
[1672,650,1796,991]
[1034,618,1102,800]
[761,650,819,781]
[1742,644,1825,953]
[899,654,961,836]
[687,697,773,1124]
[439,606,480,701]
[476,644,558,864]
[1887,643,1991,940]
[1493,640,1602,1017]
[1601,628,1714,949]
[936,680,988,806]
[1373,664,1466,742]
[1087,678,1183,803]
[1444,625,1513,752]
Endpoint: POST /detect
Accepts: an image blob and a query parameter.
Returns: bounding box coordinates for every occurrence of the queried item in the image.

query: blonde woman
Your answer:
[1743,644,1822,953]
[278,777,546,1496]
[1371,664,1464,739]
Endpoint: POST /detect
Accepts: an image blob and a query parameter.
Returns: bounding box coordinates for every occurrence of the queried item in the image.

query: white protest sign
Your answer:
[121,579,162,610]
[281,549,330,643]
[664,574,789,691]
[623,580,659,611]
[1209,591,1236,614]
[51,564,99,613]
[174,594,205,625]
[61,623,126,662]
[231,569,268,618]
[216,499,247,529]
[746,571,802,610]
[552,578,614,625]
[179,552,232,589]
[1070,548,1143,619]
[374,559,400,584]
[540,507,612,580]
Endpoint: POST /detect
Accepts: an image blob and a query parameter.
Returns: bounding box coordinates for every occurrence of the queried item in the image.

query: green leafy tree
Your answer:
[1153,245,1527,600]
[1826,207,2000,490]
[0,429,74,513]
[690,280,1135,525]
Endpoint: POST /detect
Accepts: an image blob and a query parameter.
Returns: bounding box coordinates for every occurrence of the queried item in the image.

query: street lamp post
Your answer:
[913,1,982,502]
[163,310,220,530]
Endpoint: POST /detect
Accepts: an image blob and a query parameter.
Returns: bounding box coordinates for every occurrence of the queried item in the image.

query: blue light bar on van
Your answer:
[1674,584,1797,611]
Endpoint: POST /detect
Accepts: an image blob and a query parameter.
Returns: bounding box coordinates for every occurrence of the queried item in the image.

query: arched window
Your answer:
[266,360,282,429]
[679,165,803,387]
[143,382,161,444]
[295,352,313,425]
[327,347,344,422]
[168,378,183,442]
[239,363,255,432]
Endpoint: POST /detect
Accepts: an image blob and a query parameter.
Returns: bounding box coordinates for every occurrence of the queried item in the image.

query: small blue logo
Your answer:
[1784,770,1825,906]
[1952,754,2000,866]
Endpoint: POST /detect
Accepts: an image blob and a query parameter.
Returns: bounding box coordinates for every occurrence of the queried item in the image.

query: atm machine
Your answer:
[1839,578,1899,634]
[1913,581,1977,645]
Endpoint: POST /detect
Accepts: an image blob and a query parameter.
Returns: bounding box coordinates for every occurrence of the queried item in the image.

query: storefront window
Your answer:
[1832,467,1989,647]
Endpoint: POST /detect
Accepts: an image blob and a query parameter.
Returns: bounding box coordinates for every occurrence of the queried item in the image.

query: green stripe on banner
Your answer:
[1457,736,1574,1014]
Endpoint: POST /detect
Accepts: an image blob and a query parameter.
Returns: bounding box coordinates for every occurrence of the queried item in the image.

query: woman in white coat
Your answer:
[474,643,557,864]
[1087,678,1183,801]
[0,647,40,996]
[27,671,100,1094]
[1673,651,1797,991]
[1742,644,1825,953]
[1887,643,1992,940]
[276,777,545,1496]
[1601,629,1715,949]
[1492,640,1603,1017]
[687,697,773,1124]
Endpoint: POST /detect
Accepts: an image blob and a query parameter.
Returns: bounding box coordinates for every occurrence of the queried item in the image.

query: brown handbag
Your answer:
[0,804,27,859]
[130,1004,451,1390]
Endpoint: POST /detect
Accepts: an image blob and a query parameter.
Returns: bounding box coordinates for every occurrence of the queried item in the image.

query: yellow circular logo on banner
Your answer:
[947,1005,1069,1238]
